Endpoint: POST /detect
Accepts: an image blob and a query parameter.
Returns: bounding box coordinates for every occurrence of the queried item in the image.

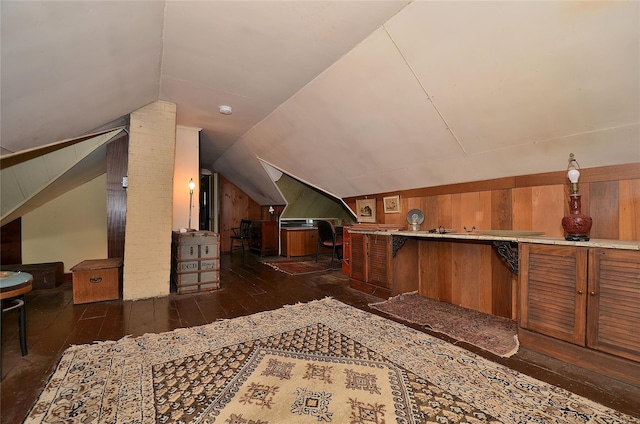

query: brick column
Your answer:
[123,100,176,300]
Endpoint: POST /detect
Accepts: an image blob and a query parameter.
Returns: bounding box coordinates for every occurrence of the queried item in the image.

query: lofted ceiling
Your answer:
[1,1,639,208]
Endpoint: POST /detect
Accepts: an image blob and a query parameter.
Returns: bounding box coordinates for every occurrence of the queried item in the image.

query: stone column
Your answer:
[123,100,176,300]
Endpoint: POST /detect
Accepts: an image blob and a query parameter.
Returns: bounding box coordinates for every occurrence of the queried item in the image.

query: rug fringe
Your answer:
[368,290,418,307]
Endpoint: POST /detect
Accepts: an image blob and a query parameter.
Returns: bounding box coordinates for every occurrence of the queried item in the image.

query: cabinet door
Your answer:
[587,249,640,362]
[368,235,390,288]
[342,227,351,275]
[519,244,588,345]
[304,230,318,255]
[350,233,366,282]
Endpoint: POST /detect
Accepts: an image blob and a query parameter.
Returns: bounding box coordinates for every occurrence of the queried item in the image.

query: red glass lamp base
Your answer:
[561,194,592,242]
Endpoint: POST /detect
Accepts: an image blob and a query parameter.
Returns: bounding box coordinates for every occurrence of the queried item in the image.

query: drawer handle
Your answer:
[577,290,583,295]
[89,277,103,284]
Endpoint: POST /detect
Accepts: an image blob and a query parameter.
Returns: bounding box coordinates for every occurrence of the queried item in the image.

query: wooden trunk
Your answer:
[1,262,64,290]
[71,258,122,304]
[172,231,220,294]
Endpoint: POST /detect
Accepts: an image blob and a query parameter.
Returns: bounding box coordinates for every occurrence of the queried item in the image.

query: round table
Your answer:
[1,271,33,300]
[1,271,33,378]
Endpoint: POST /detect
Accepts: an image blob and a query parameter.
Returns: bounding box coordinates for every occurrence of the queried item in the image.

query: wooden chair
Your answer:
[2,298,27,356]
[230,219,252,256]
[316,220,343,267]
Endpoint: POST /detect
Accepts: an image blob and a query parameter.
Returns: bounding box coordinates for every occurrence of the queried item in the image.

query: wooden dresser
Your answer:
[249,220,278,256]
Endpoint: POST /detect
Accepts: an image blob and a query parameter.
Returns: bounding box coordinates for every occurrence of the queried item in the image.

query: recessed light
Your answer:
[219,105,232,115]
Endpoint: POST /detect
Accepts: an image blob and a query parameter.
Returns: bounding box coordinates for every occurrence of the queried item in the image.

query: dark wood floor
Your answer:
[2,253,639,422]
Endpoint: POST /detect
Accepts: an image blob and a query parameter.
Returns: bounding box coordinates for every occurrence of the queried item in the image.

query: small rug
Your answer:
[25,298,636,423]
[263,256,338,275]
[369,291,519,358]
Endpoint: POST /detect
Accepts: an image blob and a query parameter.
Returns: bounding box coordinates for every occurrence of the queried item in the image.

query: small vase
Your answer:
[561,194,592,241]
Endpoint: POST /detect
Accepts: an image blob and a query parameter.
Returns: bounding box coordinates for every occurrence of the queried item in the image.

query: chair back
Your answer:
[239,219,252,237]
[317,220,336,244]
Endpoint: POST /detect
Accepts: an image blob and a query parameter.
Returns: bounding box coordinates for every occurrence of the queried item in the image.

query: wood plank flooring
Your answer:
[1,253,638,422]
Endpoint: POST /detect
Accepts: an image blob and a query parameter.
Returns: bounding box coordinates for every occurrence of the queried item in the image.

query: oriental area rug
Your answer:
[25,298,636,423]
[369,291,519,358]
[263,256,337,275]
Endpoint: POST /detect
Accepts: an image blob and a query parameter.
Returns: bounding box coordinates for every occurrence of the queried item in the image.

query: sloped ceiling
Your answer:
[0,129,125,226]
[1,1,638,207]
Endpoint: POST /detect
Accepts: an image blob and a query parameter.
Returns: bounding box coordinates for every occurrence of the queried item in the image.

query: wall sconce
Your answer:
[268,205,275,215]
[561,153,592,241]
[188,178,196,230]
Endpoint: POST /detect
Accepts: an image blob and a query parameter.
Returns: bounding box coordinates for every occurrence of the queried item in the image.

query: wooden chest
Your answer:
[71,258,122,304]
[1,262,64,290]
[171,231,220,294]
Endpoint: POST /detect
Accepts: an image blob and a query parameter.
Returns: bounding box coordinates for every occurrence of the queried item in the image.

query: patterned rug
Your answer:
[263,256,338,275]
[25,298,636,423]
[370,291,519,358]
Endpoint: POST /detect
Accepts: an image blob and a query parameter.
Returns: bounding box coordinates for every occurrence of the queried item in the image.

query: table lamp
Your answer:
[561,153,592,241]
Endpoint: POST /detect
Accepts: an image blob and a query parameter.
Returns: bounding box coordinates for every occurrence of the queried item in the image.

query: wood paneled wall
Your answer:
[106,134,128,259]
[344,163,640,240]
[0,217,22,265]
[219,175,262,253]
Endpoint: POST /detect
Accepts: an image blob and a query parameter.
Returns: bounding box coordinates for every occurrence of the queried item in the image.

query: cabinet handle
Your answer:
[577,290,583,295]
[590,291,596,296]
[89,277,103,284]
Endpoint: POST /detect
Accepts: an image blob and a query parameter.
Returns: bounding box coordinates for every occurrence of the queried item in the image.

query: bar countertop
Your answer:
[347,228,640,251]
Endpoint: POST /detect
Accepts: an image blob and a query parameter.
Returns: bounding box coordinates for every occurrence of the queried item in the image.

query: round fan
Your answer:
[406,209,424,231]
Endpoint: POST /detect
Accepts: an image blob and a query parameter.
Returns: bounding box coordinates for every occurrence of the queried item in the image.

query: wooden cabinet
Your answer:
[280,228,319,257]
[250,220,278,256]
[519,243,640,384]
[349,232,392,298]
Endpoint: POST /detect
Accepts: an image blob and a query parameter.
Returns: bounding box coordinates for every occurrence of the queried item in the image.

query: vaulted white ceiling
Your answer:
[2,1,638,206]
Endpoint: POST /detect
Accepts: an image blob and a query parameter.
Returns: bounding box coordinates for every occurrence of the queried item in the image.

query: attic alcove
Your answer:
[260,160,356,223]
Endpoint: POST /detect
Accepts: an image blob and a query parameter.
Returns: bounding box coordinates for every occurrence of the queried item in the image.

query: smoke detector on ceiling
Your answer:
[219,105,232,115]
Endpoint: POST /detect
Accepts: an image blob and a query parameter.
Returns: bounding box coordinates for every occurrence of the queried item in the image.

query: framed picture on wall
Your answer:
[383,195,400,213]
[356,198,376,223]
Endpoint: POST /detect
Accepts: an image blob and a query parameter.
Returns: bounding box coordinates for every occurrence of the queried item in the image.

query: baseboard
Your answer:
[518,328,640,387]
[349,278,390,299]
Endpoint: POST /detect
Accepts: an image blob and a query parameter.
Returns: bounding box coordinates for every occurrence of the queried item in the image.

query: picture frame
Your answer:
[355,198,376,223]
[383,195,400,214]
